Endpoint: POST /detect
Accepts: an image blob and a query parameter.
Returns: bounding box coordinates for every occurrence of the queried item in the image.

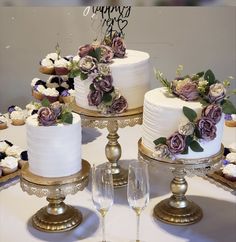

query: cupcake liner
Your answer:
[62,96,75,104]
[0,123,8,130]
[32,90,44,101]
[2,166,18,175]
[55,67,69,76]
[11,119,25,126]
[225,120,236,127]
[224,173,236,182]
[39,66,55,75]
[43,95,59,103]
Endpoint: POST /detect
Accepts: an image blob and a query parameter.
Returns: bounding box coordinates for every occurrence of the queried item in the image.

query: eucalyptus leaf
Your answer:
[41,98,50,107]
[196,71,204,78]
[186,136,193,145]
[190,140,204,152]
[222,99,236,114]
[204,69,216,85]
[181,146,189,154]
[153,137,167,146]
[61,112,73,124]
[102,93,112,103]
[183,106,197,122]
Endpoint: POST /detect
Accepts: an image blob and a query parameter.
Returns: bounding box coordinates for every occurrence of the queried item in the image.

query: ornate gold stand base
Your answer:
[154,198,203,225]
[112,167,128,187]
[32,204,82,232]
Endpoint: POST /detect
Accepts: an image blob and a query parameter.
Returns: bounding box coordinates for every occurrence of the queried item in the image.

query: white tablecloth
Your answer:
[0,123,236,242]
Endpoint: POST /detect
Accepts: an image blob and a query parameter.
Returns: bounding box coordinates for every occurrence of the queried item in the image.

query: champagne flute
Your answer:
[92,163,114,242]
[127,161,149,242]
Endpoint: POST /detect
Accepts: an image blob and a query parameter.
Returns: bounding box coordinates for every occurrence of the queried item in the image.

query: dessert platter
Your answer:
[139,66,235,225]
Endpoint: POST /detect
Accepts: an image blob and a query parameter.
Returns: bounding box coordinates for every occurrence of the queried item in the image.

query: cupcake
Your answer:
[225,152,236,164]
[32,85,46,101]
[54,58,71,75]
[0,156,18,175]
[222,164,236,182]
[0,152,7,160]
[10,110,26,126]
[39,57,55,75]
[60,89,75,103]
[8,105,22,118]
[0,114,8,130]
[42,87,59,103]
[225,114,236,127]
[46,76,64,88]
[5,145,23,158]
[18,150,28,169]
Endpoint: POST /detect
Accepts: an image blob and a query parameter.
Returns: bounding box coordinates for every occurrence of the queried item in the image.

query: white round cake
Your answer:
[26,113,82,177]
[74,50,150,111]
[142,88,224,160]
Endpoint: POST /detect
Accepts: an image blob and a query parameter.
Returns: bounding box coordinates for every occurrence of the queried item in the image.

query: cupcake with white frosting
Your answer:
[5,145,23,159]
[46,76,64,88]
[0,114,8,130]
[10,110,26,126]
[42,87,59,103]
[225,152,236,164]
[39,57,55,75]
[225,114,236,127]
[54,58,71,75]
[222,164,236,182]
[0,156,18,175]
[0,141,10,153]
[26,102,41,117]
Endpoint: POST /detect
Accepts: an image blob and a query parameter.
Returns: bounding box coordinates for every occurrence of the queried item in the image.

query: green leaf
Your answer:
[221,99,236,114]
[196,71,204,78]
[181,146,189,154]
[204,69,216,85]
[41,98,50,107]
[80,72,88,80]
[190,140,204,152]
[186,136,193,145]
[89,84,96,91]
[88,48,101,62]
[183,106,197,122]
[199,98,209,106]
[60,112,73,124]
[102,93,112,103]
[153,137,167,146]
[69,69,81,78]
[194,127,201,139]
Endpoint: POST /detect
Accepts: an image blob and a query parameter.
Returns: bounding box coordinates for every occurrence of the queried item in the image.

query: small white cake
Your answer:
[74,50,150,111]
[26,113,82,177]
[142,87,224,160]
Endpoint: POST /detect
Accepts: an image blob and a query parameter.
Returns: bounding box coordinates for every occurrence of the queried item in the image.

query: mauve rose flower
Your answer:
[99,45,114,63]
[50,101,62,118]
[197,117,217,141]
[173,78,199,101]
[166,132,186,154]
[112,37,126,58]
[78,44,94,58]
[93,75,113,92]
[38,107,56,126]
[109,96,128,114]
[154,144,171,158]
[208,83,226,103]
[98,63,111,76]
[202,104,222,125]
[87,90,103,106]
[178,122,195,136]
[79,56,97,74]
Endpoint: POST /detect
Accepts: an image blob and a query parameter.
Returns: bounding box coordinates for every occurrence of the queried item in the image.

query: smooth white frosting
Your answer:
[5,145,23,158]
[226,153,236,163]
[0,115,7,123]
[41,58,54,68]
[10,111,25,120]
[46,52,60,61]
[0,156,18,169]
[74,49,150,110]
[142,87,224,159]
[54,58,70,68]
[0,141,9,153]
[42,88,59,97]
[26,113,82,177]
[222,164,236,177]
[31,78,40,87]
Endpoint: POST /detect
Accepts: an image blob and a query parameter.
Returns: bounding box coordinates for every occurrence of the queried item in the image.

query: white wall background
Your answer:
[0,7,235,112]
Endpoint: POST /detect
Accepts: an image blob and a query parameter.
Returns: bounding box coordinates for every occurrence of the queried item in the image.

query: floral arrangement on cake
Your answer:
[153,65,236,159]
[69,33,128,114]
[29,99,73,126]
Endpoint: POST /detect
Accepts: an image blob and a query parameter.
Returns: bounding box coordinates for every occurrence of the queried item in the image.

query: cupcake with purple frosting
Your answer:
[60,89,75,103]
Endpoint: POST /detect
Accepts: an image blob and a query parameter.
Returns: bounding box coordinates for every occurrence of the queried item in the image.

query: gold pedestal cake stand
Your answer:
[72,103,143,188]
[138,139,224,225]
[20,160,90,232]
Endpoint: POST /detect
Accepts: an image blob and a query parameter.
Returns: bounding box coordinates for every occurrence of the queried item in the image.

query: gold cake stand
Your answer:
[20,160,90,232]
[138,139,224,225]
[72,103,143,187]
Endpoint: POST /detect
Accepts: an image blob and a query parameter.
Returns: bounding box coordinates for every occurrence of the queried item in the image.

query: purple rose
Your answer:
[109,96,128,114]
[172,78,199,101]
[50,101,62,118]
[208,83,226,103]
[38,107,57,126]
[79,56,97,74]
[78,44,94,58]
[87,90,103,106]
[112,37,126,58]
[202,104,222,124]
[99,45,114,63]
[93,75,113,92]
[197,117,216,141]
[166,132,186,154]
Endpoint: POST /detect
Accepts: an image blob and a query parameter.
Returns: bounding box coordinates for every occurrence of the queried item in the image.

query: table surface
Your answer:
[0,122,236,242]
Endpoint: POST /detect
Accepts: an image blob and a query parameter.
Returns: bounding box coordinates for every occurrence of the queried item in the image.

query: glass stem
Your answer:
[136,213,140,242]
[102,214,106,242]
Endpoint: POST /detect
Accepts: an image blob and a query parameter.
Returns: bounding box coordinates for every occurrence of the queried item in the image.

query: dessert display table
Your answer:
[138,139,224,225]
[0,123,235,242]
[72,103,143,187]
[20,160,90,232]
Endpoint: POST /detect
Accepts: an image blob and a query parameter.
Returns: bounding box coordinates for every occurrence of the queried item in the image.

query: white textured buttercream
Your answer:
[142,87,224,159]
[42,88,59,97]
[26,113,82,177]
[222,164,236,177]
[5,145,23,158]
[74,50,150,110]
[0,156,18,169]
[10,111,25,120]
[0,141,9,153]
[31,78,40,87]
[41,58,54,68]
[54,58,70,68]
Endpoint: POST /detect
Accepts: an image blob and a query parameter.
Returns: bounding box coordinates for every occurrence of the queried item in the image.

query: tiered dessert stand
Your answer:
[20,160,90,232]
[72,103,143,187]
[138,139,224,225]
